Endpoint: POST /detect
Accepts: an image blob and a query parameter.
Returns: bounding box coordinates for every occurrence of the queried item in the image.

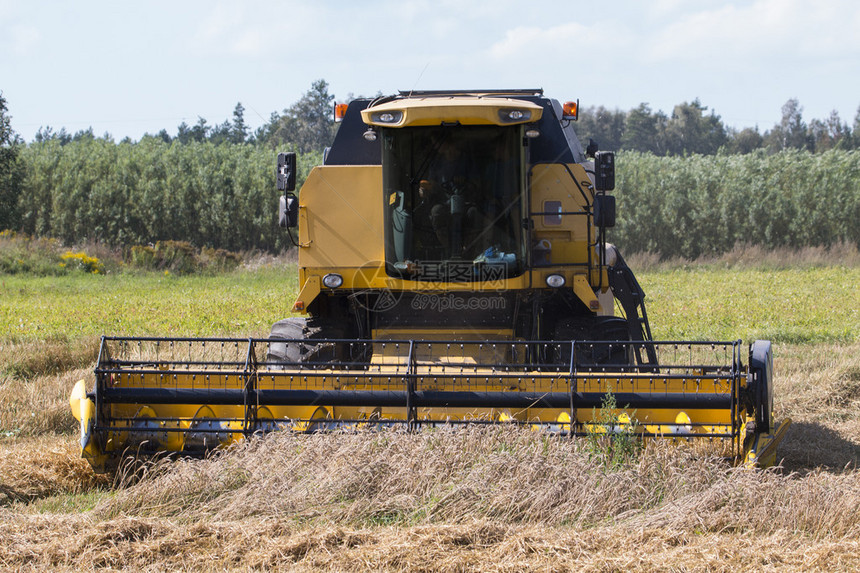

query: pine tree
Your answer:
[231,102,248,144]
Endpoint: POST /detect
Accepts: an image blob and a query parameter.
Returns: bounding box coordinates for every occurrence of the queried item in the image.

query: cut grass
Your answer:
[0,430,858,571]
[0,518,858,571]
[95,428,858,534]
[0,436,111,506]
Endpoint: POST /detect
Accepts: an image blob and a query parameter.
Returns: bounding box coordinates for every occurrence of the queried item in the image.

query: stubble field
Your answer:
[1,250,858,571]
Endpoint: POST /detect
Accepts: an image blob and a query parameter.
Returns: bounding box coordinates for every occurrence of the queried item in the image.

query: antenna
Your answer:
[409,62,430,96]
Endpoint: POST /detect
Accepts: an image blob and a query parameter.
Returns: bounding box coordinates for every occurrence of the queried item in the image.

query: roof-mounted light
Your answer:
[563,100,579,120]
[334,103,348,123]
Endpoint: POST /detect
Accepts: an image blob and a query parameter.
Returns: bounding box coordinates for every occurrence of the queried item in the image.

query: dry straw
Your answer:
[1,427,859,571]
[97,426,860,537]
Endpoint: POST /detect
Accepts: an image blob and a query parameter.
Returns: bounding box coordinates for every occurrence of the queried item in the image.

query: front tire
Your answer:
[266,317,348,364]
[553,316,632,367]
[266,317,308,363]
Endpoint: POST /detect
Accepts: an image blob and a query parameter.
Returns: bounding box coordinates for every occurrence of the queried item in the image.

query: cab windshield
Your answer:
[382,125,525,282]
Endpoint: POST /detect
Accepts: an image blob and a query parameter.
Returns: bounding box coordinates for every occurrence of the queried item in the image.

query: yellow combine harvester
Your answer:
[70,89,789,472]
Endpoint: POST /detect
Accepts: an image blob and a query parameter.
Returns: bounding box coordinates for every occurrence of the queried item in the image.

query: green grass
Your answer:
[25,489,109,514]
[0,266,299,343]
[1,264,857,348]
[640,266,860,344]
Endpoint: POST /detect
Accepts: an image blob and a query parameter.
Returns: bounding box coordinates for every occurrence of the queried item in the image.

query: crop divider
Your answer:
[569,340,578,437]
[242,338,259,437]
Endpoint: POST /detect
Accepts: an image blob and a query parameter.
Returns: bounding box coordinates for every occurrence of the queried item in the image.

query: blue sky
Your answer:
[2,0,859,142]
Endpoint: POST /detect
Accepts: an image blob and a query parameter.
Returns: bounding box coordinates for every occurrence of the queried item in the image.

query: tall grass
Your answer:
[615,149,860,258]
[626,241,860,272]
[16,140,321,252]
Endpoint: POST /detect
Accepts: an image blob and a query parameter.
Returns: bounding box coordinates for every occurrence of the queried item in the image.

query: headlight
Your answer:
[498,108,532,123]
[370,111,403,124]
[545,274,565,288]
[322,273,343,288]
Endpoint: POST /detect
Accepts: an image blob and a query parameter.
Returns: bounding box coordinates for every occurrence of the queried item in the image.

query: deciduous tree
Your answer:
[0,92,24,231]
[663,99,727,156]
[262,79,336,152]
[622,104,665,154]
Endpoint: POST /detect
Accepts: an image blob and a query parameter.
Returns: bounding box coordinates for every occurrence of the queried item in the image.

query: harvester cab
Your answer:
[70,89,790,472]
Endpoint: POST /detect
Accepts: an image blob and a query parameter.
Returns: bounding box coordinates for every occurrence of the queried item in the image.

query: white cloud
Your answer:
[488,20,632,60]
[0,0,18,20]
[645,0,860,63]
[191,1,329,57]
[229,30,266,57]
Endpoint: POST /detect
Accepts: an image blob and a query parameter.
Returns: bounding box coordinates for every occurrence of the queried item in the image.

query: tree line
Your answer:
[26,81,860,158]
[1,86,859,258]
[33,79,340,154]
[576,98,860,156]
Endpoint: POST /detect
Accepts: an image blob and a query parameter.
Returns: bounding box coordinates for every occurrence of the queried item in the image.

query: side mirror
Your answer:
[277,152,296,191]
[594,194,616,228]
[279,193,299,228]
[594,151,615,191]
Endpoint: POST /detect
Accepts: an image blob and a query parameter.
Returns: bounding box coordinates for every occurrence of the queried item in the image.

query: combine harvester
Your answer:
[70,89,790,472]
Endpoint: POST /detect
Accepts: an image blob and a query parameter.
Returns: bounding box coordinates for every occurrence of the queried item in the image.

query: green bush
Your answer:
[0,233,244,276]
[129,244,157,270]
[59,251,105,274]
[200,247,242,272]
[151,240,197,274]
[126,241,243,274]
[0,231,106,276]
